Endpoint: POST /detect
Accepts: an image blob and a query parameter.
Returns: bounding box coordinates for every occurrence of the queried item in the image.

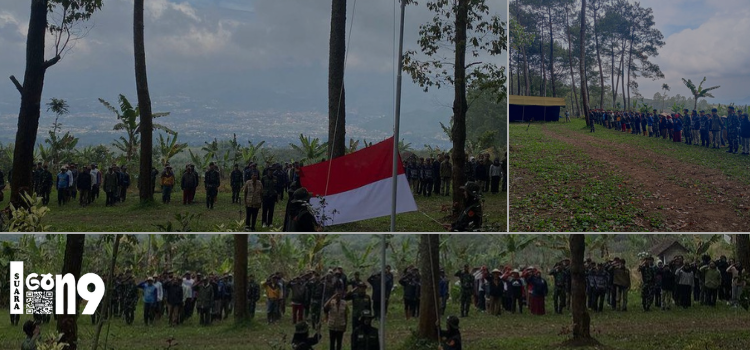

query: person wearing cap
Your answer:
[726,106,741,154]
[286,187,321,232]
[21,320,40,350]
[448,182,482,232]
[262,274,283,324]
[487,269,503,316]
[230,163,243,204]
[291,321,322,350]
[740,113,750,155]
[137,277,158,325]
[710,108,723,148]
[205,162,221,209]
[454,265,474,317]
[159,164,176,204]
[323,290,348,350]
[345,282,372,330]
[438,315,462,350]
[241,172,263,231]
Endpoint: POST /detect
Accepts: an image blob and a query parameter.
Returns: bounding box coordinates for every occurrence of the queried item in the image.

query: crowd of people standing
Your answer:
[588,107,750,155]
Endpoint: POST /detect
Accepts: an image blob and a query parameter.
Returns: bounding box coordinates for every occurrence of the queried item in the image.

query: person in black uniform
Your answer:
[351,310,379,350]
[291,321,322,350]
[448,182,482,231]
[438,315,462,350]
[204,162,221,209]
[286,188,321,232]
[230,164,243,204]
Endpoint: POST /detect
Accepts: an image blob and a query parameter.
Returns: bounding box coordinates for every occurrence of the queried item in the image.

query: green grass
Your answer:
[510,123,645,232]
[2,296,748,350]
[559,119,750,185]
[33,184,505,232]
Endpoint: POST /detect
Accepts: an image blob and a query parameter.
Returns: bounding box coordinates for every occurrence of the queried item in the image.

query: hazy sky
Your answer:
[636,0,750,104]
[0,0,506,120]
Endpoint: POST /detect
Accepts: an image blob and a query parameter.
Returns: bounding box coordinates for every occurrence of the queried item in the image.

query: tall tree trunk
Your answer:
[134,0,154,202]
[593,2,606,109]
[579,0,591,125]
[548,6,556,97]
[417,234,439,340]
[565,4,580,117]
[328,0,347,160]
[9,0,59,208]
[234,234,248,321]
[620,41,626,111]
[737,234,750,269]
[451,0,469,217]
[540,32,546,97]
[58,235,85,350]
[626,34,633,111]
[614,40,625,108]
[610,41,616,107]
[569,234,594,343]
[516,53,522,95]
[522,46,530,96]
[92,234,122,350]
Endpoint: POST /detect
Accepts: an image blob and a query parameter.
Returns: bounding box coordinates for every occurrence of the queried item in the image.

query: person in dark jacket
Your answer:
[740,113,750,155]
[421,158,434,197]
[181,165,198,205]
[286,188,321,232]
[448,182,482,232]
[150,167,159,193]
[261,168,278,227]
[204,162,221,209]
[103,167,119,207]
[230,164,243,204]
[439,316,462,350]
[367,266,393,319]
[39,165,53,205]
[399,267,420,320]
[247,274,261,319]
[351,309,379,350]
[432,154,442,195]
[76,167,92,207]
[119,166,130,202]
[291,321,322,350]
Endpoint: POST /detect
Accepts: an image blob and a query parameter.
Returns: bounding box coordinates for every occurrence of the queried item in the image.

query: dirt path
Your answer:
[542,125,750,232]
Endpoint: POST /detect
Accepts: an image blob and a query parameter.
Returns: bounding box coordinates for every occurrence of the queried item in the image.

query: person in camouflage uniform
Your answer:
[682,109,693,145]
[345,282,372,330]
[549,263,569,314]
[726,106,741,154]
[455,265,474,317]
[247,274,260,319]
[638,257,656,311]
[196,277,215,325]
[306,272,325,329]
[120,275,139,325]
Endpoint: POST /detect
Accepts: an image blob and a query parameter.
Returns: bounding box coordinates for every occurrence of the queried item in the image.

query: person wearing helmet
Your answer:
[291,321,322,350]
[448,182,483,232]
[438,316,462,350]
[351,309,379,350]
[286,187,321,232]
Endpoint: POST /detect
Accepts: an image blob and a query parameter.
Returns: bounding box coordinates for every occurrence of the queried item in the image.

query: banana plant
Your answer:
[242,140,266,164]
[157,132,188,167]
[289,134,327,163]
[100,95,172,162]
[340,240,376,270]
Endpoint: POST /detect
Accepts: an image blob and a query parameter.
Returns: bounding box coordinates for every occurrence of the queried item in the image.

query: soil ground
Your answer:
[510,119,750,232]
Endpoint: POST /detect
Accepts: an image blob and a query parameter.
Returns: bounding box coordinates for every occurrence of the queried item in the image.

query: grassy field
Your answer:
[1,294,749,350]
[15,184,505,232]
[510,119,750,232]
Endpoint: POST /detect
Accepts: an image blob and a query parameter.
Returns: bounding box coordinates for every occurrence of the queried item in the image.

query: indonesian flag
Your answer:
[299,136,417,226]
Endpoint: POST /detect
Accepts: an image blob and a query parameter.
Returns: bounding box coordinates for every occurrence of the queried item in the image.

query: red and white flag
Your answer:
[299,136,417,226]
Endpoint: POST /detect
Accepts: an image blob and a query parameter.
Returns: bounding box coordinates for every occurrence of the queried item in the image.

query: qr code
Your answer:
[26,291,54,314]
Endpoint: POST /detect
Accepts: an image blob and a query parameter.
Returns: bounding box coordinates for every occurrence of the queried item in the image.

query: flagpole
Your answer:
[391,0,406,233]
[386,2,406,350]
